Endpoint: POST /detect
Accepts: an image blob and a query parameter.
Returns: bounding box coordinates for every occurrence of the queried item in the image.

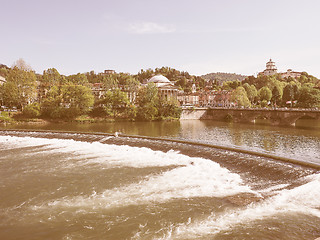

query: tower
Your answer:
[263,59,277,76]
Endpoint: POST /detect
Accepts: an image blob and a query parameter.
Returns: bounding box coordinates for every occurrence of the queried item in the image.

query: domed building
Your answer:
[147,74,180,100]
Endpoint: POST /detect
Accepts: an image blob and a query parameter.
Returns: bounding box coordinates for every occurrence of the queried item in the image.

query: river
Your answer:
[0,119,320,239]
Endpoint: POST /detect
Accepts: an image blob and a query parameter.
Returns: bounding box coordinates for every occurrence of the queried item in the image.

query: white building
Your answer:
[147,74,179,101]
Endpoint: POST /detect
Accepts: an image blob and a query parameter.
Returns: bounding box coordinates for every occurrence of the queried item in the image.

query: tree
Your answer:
[23,103,41,118]
[41,84,94,119]
[1,82,20,108]
[271,85,282,106]
[40,86,61,117]
[297,86,320,108]
[158,97,182,119]
[136,83,159,120]
[258,86,272,102]
[5,59,37,109]
[282,84,298,107]
[102,89,130,117]
[61,85,94,116]
[40,68,65,102]
[222,80,241,90]
[231,86,251,107]
[12,58,32,71]
[42,68,63,88]
[243,83,257,104]
[66,73,89,86]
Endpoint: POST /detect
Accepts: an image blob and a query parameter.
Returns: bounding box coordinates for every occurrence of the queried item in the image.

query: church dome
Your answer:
[148,74,171,83]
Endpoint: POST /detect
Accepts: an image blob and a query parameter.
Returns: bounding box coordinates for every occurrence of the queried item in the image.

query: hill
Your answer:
[201,72,247,83]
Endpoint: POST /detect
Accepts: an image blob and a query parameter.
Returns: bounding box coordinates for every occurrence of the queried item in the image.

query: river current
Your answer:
[0,119,320,239]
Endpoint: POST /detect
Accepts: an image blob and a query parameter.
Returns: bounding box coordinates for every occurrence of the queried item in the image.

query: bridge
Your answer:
[181,107,320,126]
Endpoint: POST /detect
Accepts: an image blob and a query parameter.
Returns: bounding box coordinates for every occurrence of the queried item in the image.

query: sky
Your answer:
[1,0,320,77]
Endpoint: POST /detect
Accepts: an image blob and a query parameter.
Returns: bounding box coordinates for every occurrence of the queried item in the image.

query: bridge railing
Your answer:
[184,106,320,113]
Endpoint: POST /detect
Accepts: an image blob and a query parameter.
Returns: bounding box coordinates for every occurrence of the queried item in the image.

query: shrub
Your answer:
[23,103,40,118]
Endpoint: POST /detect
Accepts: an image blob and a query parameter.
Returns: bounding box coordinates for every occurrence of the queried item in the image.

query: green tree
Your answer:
[42,68,63,88]
[5,59,37,109]
[243,83,257,104]
[297,86,320,108]
[41,84,94,119]
[258,86,272,102]
[282,84,298,106]
[23,102,41,118]
[271,85,282,106]
[61,85,94,116]
[66,73,89,86]
[158,97,182,119]
[231,86,251,107]
[102,89,130,117]
[136,83,159,120]
[1,82,20,107]
[222,80,241,90]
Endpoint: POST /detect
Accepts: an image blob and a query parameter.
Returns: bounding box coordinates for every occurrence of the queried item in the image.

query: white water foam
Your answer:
[0,135,195,169]
[0,136,254,211]
[160,173,320,239]
[33,157,254,211]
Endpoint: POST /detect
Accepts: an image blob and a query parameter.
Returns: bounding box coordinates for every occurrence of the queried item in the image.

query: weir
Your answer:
[1,129,320,170]
[181,107,320,126]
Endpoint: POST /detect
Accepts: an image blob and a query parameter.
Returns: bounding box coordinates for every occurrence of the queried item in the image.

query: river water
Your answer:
[0,119,320,239]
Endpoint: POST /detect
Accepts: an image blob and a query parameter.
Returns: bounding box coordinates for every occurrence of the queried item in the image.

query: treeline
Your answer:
[226,73,320,108]
[84,66,206,92]
[0,59,181,121]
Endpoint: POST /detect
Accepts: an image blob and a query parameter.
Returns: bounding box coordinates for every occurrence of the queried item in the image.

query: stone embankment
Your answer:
[180,107,320,126]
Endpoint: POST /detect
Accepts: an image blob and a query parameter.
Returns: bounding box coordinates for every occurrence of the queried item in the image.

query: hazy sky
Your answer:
[1,0,320,77]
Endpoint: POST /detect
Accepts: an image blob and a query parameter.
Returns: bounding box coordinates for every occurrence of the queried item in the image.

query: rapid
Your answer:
[0,128,320,239]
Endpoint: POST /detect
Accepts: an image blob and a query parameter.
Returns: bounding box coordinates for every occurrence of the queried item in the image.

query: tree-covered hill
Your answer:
[201,72,247,83]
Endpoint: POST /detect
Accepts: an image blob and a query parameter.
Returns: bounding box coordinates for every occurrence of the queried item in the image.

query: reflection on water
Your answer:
[1,118,320,163]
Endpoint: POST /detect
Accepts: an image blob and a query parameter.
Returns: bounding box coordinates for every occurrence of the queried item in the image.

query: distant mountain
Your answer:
[201,72,247,82]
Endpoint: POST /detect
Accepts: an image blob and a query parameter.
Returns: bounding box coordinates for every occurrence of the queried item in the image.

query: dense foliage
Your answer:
[239,72,320,107]
[0,59,319,123]
[202,72,247,83]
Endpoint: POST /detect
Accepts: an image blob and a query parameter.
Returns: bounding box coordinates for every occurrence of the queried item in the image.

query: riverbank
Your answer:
[0,111,181,125]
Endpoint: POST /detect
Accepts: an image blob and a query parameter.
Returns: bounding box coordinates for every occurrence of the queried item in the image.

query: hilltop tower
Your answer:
[259,59,278,76]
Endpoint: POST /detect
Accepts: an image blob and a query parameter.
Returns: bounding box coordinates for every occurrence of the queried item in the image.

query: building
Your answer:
[0,76,6,85]
[178,92,199,106]
[91,83,105,99]
[280,69,302,79]
[259,59,277,76]
[102,69,116,75]
[259,59,302,79]
[212,90,232,107]
[147,74,179,101]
